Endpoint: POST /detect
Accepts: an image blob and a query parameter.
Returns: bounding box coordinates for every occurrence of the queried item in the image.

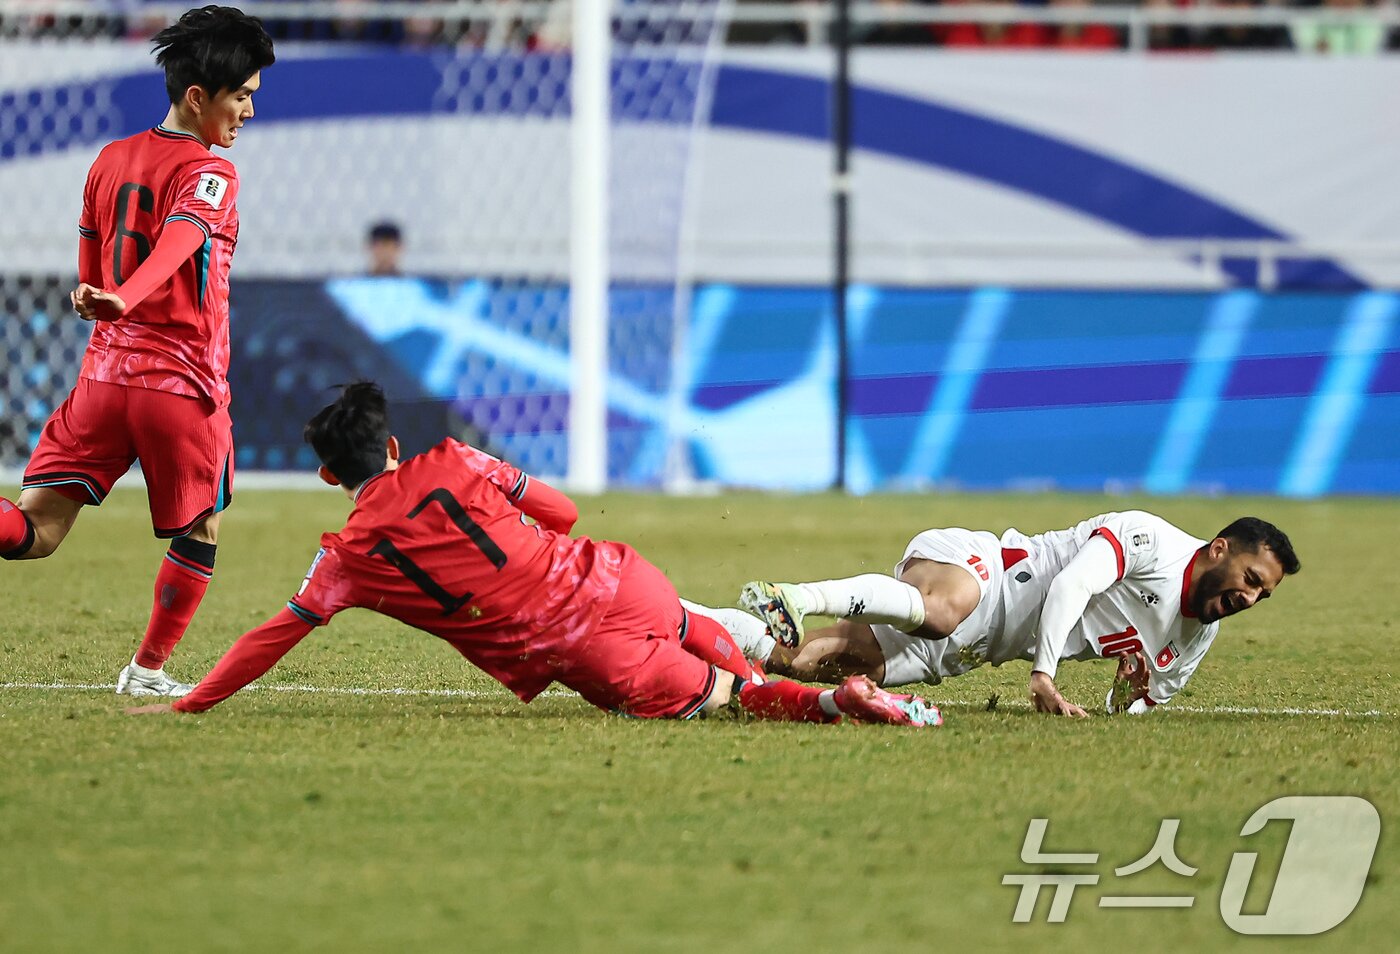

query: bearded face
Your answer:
[1192,547,1284,624]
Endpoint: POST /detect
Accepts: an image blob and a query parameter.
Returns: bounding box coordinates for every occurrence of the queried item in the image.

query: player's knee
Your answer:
[911,597,968,640]
[699,669,735,713]
[901,565,980,640]
[5,534,53,560]
[788,622,868,681]
[186,512,221,544]
[12,489,82,559]
[25,536,59,560]
[12,518,64,560]
[785,641,830,681]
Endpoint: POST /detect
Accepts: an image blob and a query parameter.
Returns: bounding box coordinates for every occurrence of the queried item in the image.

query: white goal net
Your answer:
[0,0,732,488]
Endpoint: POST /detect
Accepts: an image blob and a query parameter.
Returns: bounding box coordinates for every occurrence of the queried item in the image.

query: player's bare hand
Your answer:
[71,283,126,321]
[1108,651,1150,713]
[125,703,174,715]
[70,282,103,320]
[1047,697,1090,718]
[1114,651,1150,693]
[1030,671,1089,718]
[86,288,128,321]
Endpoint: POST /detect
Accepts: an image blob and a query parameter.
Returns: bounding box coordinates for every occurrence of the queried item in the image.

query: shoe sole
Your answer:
[116,672,192,698]
[739,582,804,648]
[837,679,941,727]
[898,700,943,728]
[120,685,191,698]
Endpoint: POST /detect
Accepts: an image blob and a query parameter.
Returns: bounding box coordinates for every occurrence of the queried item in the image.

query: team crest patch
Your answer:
[1128,529,1154,552]
[1155,643,1178,669]
[195,172,229,209]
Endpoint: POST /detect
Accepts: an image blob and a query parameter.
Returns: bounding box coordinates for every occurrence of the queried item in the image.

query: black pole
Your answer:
[833,0,851,492]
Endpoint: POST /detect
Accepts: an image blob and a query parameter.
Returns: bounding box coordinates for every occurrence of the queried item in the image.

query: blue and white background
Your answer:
[322,280,1400,495]
[2,44,1398,493]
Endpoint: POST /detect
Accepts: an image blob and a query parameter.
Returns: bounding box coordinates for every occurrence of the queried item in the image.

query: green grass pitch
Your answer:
[1,487,1395,952]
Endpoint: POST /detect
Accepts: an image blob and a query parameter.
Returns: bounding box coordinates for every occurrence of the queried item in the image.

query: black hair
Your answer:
[304,382,391,490]
[368,221,403,243]
[152,5,275,105]
[1217,517,1301,575]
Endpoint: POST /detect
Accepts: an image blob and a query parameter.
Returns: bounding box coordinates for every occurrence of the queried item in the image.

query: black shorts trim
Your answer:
[286,601,324,626]
[21,470,107,505]
[152,453,232,539]
[153,505,215,540]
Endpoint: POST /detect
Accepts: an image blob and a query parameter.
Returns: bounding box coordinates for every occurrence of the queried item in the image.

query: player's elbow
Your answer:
[554,498,579,533]
[525,482,578,533]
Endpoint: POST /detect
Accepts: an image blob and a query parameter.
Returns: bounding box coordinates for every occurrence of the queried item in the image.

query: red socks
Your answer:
[736,679,836,723]
[680,610,755,681]
[134,537,216,670]
[682,611,837,722]
[0,497,35,559]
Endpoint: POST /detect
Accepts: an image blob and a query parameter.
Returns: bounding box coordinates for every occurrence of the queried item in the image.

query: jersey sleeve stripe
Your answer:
[164,213,213,239]
[78,226,99,240]
[509,473,528,500]
[286,601,324,626]
[1091,527,1126,580]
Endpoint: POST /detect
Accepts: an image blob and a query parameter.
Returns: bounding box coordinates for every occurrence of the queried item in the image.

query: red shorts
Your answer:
[23,377,233,538]
[560,548,716,720]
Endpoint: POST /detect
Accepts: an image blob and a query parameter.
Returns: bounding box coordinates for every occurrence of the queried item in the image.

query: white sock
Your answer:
[818,690,841,718]
[679,599,777,663]
[794,575,927,633]
[129,656,162,676]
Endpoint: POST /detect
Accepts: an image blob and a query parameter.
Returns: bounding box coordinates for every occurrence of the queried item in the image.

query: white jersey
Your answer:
[995,511,1218,707]
[873,511,1218,709]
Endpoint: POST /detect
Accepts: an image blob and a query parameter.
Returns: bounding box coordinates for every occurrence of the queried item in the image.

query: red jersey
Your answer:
[175,440,618,712]
[78,126,241,408]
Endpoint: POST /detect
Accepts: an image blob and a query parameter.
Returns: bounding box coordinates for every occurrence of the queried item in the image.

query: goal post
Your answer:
[568,0,609,495]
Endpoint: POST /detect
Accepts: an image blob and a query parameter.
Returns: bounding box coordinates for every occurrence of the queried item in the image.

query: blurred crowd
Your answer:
[822,0,1400,52]
[3,0,1399,54]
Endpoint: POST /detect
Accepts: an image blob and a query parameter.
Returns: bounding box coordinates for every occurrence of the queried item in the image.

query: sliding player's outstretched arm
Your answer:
[126,608,315,714]
[129,546,355,715]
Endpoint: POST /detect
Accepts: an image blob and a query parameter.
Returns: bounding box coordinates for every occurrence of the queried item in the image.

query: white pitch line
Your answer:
[0,681,573,700]
[0,682,1388,718]
[934,698,1388,718]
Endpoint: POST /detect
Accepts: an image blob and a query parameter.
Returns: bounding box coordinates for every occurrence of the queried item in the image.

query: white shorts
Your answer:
[872,527,1006,687]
